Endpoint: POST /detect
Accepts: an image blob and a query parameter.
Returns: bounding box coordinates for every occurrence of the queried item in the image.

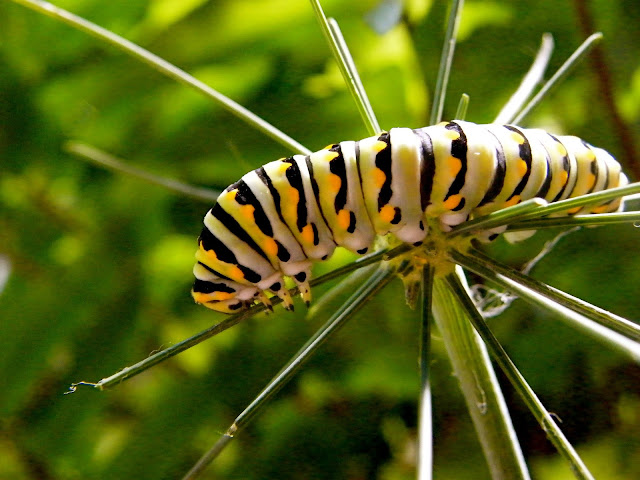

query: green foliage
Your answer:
[1,0,639,478]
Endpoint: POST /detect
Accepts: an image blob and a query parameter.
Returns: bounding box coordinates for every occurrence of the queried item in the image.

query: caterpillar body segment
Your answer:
[192,120,627,313]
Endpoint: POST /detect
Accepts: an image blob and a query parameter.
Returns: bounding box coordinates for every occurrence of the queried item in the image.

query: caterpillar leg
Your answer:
[267,281,295,311]
[290,270,312,307]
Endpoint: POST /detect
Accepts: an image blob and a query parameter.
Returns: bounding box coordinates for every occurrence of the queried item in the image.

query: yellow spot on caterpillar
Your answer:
[262,237,278,257]
[318,150,339,162]
[379,204,396,223]
[510,131,524,144]
[588,174,597,190]
[372,168,386,189]
[517,159,528,177]
[301,224,315,244]
[199,242,217,260]
[372,140,388,153]
[447,156,461,177]
[567,206,582,214]
[328,173,341,192]
[556,143,567,156]
[445,130,460,141]
[223,189,238,201]
[274,161,292,175]
[505,195,520,207]
[444,194,463,210]
[560,170,569,185]
[337,209,351,230]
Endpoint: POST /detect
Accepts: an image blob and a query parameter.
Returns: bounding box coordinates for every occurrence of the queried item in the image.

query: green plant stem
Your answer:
[512,33,602,125]
[418,266,434,480]
[182,265,399,480]
[431,269,530,480]
[507,211,640,231]
[309,0,380,135]
[494,34,554,124]
[516,182,640,220]
[451,249,640,356]
[68,247,400,392]
[430,0,464,124]
[448,198,547,237]
[455,93,470,120]
[10,0,311,155]
[449,182,640,238]
[65,142,220,202]
[445,272,595,480]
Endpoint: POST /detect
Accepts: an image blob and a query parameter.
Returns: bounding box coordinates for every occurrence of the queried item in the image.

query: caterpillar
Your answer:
[191,120,627,313]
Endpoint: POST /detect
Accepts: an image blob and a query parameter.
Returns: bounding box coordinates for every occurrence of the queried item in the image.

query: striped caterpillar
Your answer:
[191,120,627,313]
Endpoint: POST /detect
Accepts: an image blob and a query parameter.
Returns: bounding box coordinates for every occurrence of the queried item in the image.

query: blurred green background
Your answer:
[1,0,640,478]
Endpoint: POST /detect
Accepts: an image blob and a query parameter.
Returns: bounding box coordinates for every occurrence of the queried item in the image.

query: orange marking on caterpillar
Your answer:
[328,173,341,192]
[447,156,462,177]
[379,204,396,223]
[505,195,521,207]
[372,168,386,189]
[337,209,351,230]
[517,159,528,177]
[443,194,463,210]
[301,224,315,244]
[262,237,279,257]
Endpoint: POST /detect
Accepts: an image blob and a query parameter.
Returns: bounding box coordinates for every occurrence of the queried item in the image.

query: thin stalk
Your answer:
[449,182,640,238]
[417,265,434,480]
[307,264,378,318]
[328,18,381,134]
[182,265,399,480]
[517,182,640,221]
[68,248,399,393]
[432,269,530,479]
[68,307,262,392]
[430,0,464,124]
[65,142,220,202]
[309,0,380,135]
[445,272,595,480]
[454,93,470,120]
[494,34,554,125]
[448,198,547,237]
[507,211,640,231]
[10,0,311,155]
[451,249,640,354]
[512,33,602,125]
